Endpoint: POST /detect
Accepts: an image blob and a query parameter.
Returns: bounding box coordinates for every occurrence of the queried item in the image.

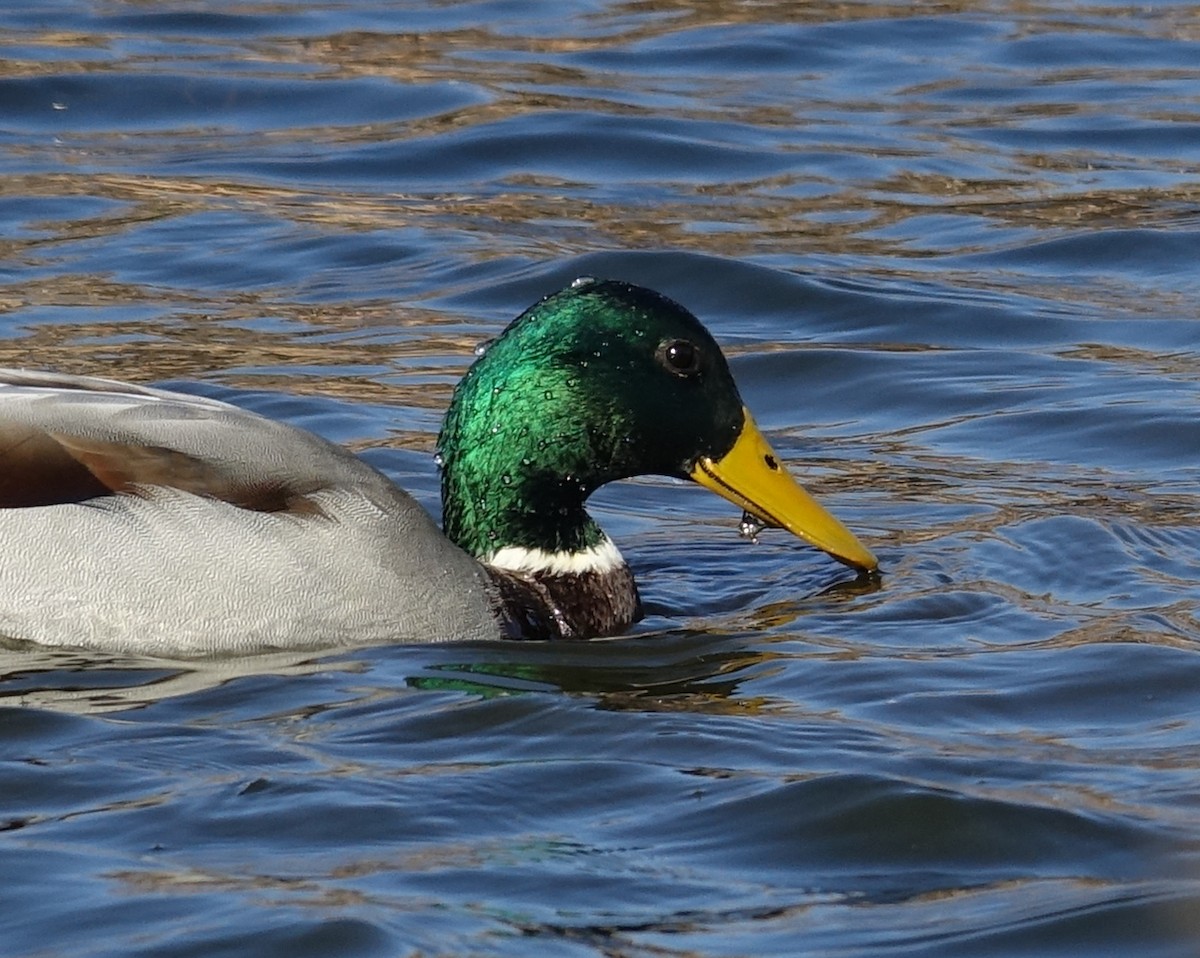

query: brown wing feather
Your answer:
[0,425,323,513]
[0,424,114,506]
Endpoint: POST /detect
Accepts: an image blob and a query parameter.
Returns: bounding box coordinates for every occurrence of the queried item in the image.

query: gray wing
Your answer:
[0,368,398,514]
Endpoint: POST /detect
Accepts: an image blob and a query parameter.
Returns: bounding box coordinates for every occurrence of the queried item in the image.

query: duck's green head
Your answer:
[438,278,876,573]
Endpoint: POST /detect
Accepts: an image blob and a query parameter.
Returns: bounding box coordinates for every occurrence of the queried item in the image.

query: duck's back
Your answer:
[0,370,499,656]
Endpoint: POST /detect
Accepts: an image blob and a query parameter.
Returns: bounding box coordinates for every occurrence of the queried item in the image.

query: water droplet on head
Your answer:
[474,338,493,357]
[570,275,597,289]
[501,474,512,485]
[739,511,766,545]
[433,451,444,468]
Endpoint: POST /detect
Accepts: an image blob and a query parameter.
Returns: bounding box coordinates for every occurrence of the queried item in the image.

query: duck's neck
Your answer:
[440,460,642,639]
[481,537,642,640]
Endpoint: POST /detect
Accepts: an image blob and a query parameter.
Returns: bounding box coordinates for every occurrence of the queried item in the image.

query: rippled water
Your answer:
[2,2,1200,956]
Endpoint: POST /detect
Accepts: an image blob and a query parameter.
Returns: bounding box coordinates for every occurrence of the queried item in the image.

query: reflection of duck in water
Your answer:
[0,278,876,656]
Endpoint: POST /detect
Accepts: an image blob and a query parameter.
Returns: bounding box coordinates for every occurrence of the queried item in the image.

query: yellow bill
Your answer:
[690,408,878,573]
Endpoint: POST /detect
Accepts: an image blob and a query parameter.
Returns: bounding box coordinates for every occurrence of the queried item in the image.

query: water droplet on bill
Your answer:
[739,511,766,544]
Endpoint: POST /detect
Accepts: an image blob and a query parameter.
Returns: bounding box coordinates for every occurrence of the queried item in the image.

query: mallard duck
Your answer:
[0,278,876,656]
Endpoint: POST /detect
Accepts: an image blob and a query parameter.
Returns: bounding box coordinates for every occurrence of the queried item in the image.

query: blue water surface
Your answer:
[0,2,1199,956]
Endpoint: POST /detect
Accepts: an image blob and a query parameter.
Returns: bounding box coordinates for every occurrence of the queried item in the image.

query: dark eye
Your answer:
[657,339,702,378]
